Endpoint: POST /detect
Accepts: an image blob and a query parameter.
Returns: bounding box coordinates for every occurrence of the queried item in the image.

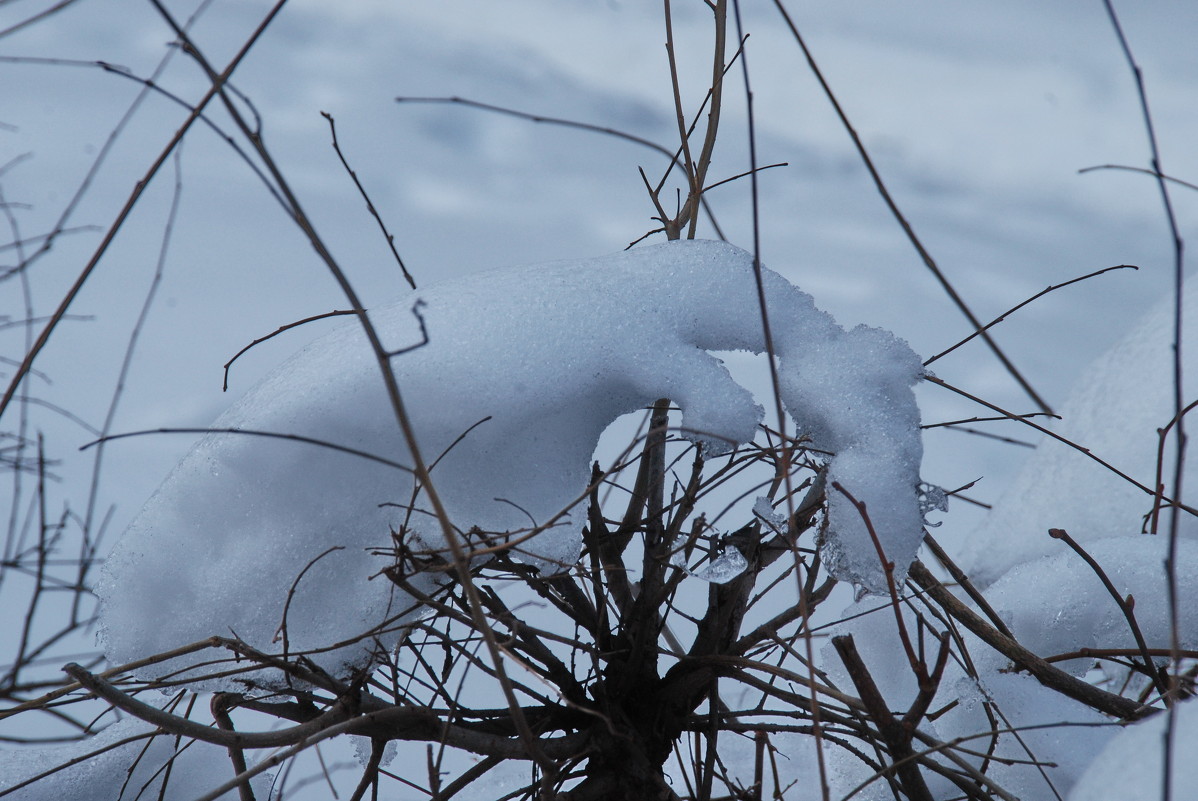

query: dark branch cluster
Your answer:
[8,402,1188,800]
[3,1,1195,800]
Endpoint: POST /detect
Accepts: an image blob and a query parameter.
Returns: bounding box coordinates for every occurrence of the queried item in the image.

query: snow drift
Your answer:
[1,718,268,801]
[97,240,925,685]
[961,279,1198,586]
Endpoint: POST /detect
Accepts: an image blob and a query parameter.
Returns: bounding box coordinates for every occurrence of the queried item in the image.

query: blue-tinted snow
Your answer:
[97,240,924,685]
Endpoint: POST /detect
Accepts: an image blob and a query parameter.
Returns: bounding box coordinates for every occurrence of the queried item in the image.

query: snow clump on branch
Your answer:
[97,240,925,686]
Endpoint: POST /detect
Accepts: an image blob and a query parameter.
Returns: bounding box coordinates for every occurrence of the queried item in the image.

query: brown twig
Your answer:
[921,532,1014,639]
[831,634,934,801]
[682,0,728,240]
[1045,647,1198,664]
[1101,20,1188,774]
[907,561,1152,720]
[321,111,416,289]
[1079,164,1198,193]
[662,0,697,241]
[81,427,414,474]
[925,374,1198,518]
[924,264,1138,366]
[701,161,788,194]
[275,546,346,664]
[64,663,353,749]
[770,0,1053,415]
[347,738,385,801]
[832,481,920,676]
[222,310,355,391]
[1047,528,1171,701]
[1149,398,1198,534]
[395,95,677,161]
[211,694,255,801]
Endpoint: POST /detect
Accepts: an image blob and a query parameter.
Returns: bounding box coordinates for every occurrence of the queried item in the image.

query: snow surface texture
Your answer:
[98,240,924,686]
[961,279,1198,587]
[822,599,1114,800]
[1067,697,1198,801]
[819,279,1198,799]
[986,536,1198,677]
[1,718,270,800]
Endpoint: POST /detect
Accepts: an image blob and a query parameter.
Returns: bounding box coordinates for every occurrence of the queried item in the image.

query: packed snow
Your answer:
[882,278,1198,799]
[1067,698,1198,801]
[985,536,1198,676]
[97,240,925,686]
[810,276,1198,799]
[824,596,1118,800]
[1,718,270,801]
[960,279,1198,587]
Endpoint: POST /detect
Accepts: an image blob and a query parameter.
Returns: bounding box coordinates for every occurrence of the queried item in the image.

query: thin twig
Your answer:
[730,2,831,797]
[347,738,385,801]
[80,427,414,474]
[222,310,356,391]
[701,161,787,194]
[275,546,346,663]
[662,0,698,241]
[395,95,731,243]
[831,634,934,801]
[924,264,1137,366]
[683,0,728,240]
[64,663,353,749]
[321,111,416,289]
[921,532,1013,638]
[395,96,677,161]
[907,561,1151,720]
[770,0,1053,415]
[1149,398,1198,534]
[1079,164,1198,193]
[1099,23,1187,775]
[925,374,1198,517]
[211,695,255,801]
[1047,528,1171,701]
[832,481,920,674]
[0,0,290,423]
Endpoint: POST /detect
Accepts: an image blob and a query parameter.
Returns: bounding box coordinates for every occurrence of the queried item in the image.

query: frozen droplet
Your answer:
[692,547,748,583]
[917,482,948,526]
[753,495,787,531]
[672,544,747,584]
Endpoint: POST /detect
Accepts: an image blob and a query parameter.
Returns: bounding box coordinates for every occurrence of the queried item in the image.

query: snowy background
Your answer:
[3,0,1197,798]
[3,0,1196,538]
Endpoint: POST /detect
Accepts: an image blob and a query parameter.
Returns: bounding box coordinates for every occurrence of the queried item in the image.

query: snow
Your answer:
[823,597,1118,800]
[1067,698,1198,801]
[935,278,1198,795]
[984,536,1198,676]
[946,658,1117,799]
[4,2,1197,797]
[900,277,1198,799]
[670,541,749,584]
[97,240,925,687]
[1,718,270,801]
[960,279,1198,587]
[753,495,788,532]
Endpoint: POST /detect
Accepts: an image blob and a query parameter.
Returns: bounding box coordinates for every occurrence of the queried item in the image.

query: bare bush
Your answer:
[2,2,1195,800]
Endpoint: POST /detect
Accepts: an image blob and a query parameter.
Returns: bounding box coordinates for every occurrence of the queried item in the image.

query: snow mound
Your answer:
[985,536,1198,674]
[1,718,269,800]
[98,240,923,686]
[1068,699,1198,801]
[822,597,1114,799]
[962,280,1198,587]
